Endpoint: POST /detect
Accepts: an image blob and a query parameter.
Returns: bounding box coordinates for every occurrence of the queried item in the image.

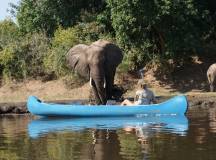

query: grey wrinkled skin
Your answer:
[207,63,216,92]
[66,40,123,105]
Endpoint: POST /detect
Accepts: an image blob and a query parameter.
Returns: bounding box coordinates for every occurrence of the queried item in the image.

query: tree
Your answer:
[0,19,19,49]
[106,0,211,69]
[14,0,105,36]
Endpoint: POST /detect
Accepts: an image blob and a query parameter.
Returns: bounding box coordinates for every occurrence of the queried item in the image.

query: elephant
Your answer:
[66,40,123,105]
[207,63,216,92]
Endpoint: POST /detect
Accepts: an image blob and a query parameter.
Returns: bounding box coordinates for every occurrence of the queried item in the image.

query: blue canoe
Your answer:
[27,95,188,117]
[28,116,188,138]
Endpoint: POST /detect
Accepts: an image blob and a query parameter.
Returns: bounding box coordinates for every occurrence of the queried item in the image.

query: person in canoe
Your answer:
[121,79,156,106]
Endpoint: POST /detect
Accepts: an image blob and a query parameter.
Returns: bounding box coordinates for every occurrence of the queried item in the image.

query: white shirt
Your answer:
[135,88,155,105]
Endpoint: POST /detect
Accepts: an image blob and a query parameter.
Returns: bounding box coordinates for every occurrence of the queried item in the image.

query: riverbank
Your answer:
[0,54,216,114]
[0,77,216,115]
[1,93,216,115]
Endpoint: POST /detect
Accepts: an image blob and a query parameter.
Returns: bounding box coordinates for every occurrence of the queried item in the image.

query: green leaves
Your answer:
[0,0,215,81]
[0,19,19,49]
[15,0,105,36]
[44,27,80,77]
[106,0,212,70]
[0,32,50,82]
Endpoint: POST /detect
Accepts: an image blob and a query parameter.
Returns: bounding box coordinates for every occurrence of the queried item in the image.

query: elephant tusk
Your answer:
[89,76,106,88]
[103,77,106,88]
[90,77,93,87]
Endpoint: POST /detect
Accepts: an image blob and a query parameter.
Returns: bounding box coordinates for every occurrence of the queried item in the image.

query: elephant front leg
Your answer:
[89,89,100,104]
[105,69,116,100]
[89,87,102,105]
[105,81,112,100]
[90,77,107,105]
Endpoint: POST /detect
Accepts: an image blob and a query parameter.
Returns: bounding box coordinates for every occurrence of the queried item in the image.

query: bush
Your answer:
[117,56,130,73]
[46,22,108,77]
[75,22,103,43]
[0,32,50,82]
[0,19,20,49]
[0,45,20,81]
[44,27,80,77]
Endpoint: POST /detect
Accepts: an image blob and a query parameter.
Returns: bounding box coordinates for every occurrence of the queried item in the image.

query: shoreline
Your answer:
[0,77,216,115]
[0,94,216,115]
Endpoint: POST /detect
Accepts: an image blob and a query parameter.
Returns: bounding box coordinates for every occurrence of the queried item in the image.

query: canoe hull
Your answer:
[27,95,188,117]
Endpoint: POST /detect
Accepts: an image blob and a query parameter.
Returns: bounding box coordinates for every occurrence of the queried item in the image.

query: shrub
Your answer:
[44,27,80,77]
[75,21,105,43]
[0,32,50,82]
[46,22,106,77]
[0,19,20,49]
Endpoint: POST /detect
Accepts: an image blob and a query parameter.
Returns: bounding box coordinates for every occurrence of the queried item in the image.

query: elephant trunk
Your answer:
[90,76,107,105]
[90,77,106,88]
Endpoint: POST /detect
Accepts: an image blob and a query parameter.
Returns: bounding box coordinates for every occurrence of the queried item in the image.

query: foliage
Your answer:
[0,0,215,82]
[75,22,104,44]
[96,5,114,34]
[45,21,107,77]
[106,0,212,69]
[14,0,105,36]
[44,27,80,77]
[0,32,50,82]
[0,19,19,49]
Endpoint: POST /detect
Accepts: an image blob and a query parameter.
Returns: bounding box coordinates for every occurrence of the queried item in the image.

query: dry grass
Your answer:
[0,79,91,102]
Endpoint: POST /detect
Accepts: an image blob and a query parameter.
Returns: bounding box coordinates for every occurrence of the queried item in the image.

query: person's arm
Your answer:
[134,95,139,102]
[134,91,139,102]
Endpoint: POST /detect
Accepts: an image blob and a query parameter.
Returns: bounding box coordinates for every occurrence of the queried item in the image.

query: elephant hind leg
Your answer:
[90,78,107,105]
[210,84,214,92]
[207,73,215,92]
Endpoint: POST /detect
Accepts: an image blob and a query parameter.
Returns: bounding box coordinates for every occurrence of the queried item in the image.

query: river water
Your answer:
[0,111,216,160]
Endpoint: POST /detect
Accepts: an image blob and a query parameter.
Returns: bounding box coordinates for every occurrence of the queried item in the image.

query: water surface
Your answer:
[0,112,216,160]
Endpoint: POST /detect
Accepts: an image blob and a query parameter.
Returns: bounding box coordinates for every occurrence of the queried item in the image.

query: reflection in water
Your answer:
[0,115,30,138]
[27,116,188,160]
[28,116,188,138]
[0,115,31,160]
[208,107,216,133]
[92,130,122,160]
[1,114,216,160]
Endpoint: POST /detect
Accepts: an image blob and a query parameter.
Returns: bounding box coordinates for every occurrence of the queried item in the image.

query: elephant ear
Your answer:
[66,44,90,79]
